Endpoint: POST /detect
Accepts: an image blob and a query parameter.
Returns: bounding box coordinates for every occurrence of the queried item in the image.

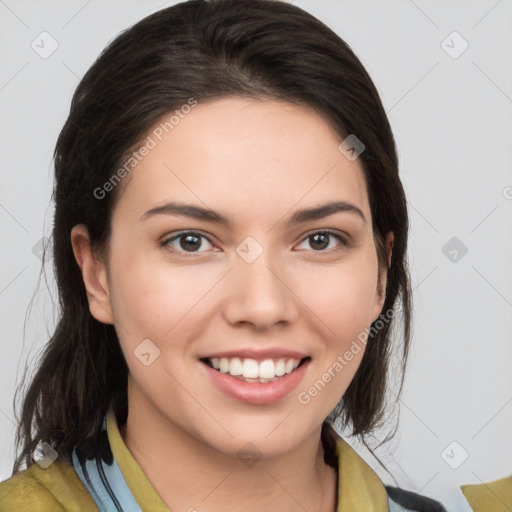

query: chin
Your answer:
[193,416,318,462]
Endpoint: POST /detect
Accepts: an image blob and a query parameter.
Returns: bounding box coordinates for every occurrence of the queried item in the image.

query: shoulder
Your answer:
[386,485,447,512]
[332,436,448,511]
[0,460,97,512]
[461,475,512,512]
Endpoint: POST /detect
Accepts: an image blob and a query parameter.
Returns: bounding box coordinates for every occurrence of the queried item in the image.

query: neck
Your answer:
[121,394,338,512]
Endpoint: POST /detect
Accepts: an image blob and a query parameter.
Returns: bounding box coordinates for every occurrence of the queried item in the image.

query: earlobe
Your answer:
[70,224,114,324]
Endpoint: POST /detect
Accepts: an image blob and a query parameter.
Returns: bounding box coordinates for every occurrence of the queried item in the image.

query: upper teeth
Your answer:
[210,357,301,379]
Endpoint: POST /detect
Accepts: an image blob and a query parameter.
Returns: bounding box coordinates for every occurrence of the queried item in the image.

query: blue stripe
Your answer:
[71,417,142,512]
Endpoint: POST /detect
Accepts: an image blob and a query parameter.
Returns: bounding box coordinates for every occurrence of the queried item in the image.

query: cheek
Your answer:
[108,248,224,342]
[290,252,380,335]
[106,252,217,404]
[291,252,379,402]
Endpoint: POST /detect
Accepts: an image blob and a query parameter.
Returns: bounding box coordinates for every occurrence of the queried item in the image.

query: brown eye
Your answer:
[296,231,348,252]
[309,233,330,250]
[163,232,213,253]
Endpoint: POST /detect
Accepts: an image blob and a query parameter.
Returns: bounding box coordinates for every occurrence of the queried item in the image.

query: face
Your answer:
[73,96,392,459]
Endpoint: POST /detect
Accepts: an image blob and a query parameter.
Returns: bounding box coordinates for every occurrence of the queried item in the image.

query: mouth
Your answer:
[200,356,311,384]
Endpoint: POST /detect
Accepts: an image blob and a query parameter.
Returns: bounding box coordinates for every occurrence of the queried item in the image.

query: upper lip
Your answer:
[200,348,309,361]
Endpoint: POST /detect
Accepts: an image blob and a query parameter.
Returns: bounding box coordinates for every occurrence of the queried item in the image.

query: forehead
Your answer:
[112,96,370,228]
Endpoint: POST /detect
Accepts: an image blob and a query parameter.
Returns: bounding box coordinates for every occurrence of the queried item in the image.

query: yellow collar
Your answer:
[106,409,169,510]
[334,437,389,511]
[106,409,389,511]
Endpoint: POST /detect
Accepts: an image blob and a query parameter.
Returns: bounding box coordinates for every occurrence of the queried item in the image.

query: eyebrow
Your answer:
[139,200,367,227]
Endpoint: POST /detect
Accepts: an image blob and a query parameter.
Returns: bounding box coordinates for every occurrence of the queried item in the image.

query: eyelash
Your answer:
[161,230,350,256]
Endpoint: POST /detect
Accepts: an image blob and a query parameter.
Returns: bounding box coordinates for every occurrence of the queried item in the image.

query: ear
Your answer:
[70,224,114,324]
[370,231,394,322]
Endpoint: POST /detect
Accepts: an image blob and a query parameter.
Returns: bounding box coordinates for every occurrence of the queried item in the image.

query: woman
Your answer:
[0,1,492,510]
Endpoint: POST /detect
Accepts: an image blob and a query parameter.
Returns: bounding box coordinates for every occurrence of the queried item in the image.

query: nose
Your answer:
[222,247,299,331]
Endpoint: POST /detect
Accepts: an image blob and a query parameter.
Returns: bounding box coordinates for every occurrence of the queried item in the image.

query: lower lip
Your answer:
[202,359,310,405]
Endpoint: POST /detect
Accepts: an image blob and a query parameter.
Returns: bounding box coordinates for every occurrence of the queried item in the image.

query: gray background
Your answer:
[1,1,511,511]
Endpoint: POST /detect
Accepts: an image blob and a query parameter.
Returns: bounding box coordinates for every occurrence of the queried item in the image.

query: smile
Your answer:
[202,356,308,383]
[200,355,311,405]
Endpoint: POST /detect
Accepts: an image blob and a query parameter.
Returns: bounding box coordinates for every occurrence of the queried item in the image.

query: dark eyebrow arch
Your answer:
[139,200,367,227]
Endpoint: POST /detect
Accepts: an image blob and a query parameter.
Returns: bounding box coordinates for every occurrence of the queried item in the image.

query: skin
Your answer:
[71,96,393,512]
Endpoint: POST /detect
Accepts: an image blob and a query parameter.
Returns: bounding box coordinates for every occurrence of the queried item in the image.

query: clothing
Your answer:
[0,408,504,511]
[461,476,512,512]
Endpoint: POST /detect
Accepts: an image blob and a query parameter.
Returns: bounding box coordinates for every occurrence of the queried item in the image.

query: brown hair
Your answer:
[14,0,411,473]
